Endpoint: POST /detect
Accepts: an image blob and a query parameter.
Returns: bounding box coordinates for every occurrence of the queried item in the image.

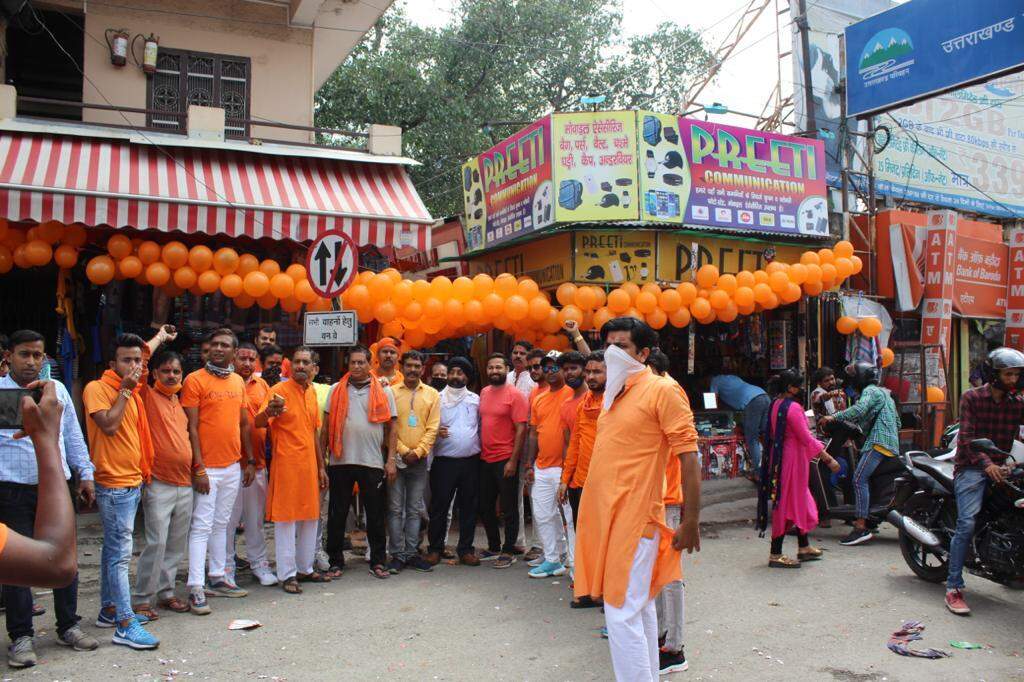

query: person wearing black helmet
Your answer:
[819,361,899,546]
[944,347,1024,615]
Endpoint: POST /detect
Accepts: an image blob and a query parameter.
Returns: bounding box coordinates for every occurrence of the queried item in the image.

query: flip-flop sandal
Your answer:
[132,605,160,621]
[325,566,343,578]
[282,578,302,594]
[158,597,190,613]
[369,565,390,580]
[297,572,331,583]
[769,555,801,568]
[570,597,602,609]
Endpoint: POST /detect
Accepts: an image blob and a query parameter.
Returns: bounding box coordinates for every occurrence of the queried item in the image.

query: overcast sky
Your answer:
[400,0,789,129]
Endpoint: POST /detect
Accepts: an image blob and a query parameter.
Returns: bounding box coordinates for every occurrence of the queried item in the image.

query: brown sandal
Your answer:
[369,564,390,580]
[132,604,159,621]
[769,554,801,568]
[158,597,190,613]
[297,571,331,583]
[282,577,302,594]
[325,566,343,578]
[798,547,824,561]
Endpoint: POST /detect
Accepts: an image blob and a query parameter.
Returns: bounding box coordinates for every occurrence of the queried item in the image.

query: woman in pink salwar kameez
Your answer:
[757,370,841,568]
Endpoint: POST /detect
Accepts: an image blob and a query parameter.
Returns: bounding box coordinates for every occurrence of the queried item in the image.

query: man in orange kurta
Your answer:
[255,347,328,592]
[574,318,700,682]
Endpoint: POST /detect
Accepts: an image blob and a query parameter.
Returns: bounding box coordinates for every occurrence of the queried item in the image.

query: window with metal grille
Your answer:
[146,48,250,138]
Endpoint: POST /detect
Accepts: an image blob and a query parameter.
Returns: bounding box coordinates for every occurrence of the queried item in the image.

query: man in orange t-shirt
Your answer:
[254,347,328,592]
[132,327,197,619]
[225,342,276,588]
[181,328,253,613]
[574,318,700,681]
[558,350,605,527]
[371,337,404,387]
[525,351,576,579]
[83,333,159,649]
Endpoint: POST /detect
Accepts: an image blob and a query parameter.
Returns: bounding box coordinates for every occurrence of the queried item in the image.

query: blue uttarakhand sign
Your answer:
[845,0,1024,117]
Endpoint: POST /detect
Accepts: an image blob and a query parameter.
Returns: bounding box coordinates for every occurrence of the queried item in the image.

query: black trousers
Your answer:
[478,459,519,554]
[0,482,80,640]
[428,456,480,555]
[326,465,387,568]
[567,485,584,528]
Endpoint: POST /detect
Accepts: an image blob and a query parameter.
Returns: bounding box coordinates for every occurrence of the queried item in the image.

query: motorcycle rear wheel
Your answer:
[898,495,950,583]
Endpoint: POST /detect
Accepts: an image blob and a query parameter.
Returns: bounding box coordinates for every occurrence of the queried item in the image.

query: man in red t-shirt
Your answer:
[478,353,529,569]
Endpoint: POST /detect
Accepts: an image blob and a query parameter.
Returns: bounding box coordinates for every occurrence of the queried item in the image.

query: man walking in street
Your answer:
[575,318,701,681]
[181,328,254,613]
[425,357,481,567]
[83,333,160,650]
[226,342,275,587]
[387,351,440,574]
[255,348,329,593]
[478,353,528,569]
[322,346,397,580]
[525,351,576,579]
[0,330,98,666]
[132,329,196,620]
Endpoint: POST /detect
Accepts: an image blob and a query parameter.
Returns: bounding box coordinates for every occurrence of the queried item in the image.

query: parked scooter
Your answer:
[889,439,1024,584]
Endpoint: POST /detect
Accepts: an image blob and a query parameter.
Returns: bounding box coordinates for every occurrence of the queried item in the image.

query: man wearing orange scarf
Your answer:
[371,337,404,387]
[322,345,397,579]
[83,334,160,650]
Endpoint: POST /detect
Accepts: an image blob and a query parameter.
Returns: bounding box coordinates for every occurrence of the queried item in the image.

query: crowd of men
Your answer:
[0,317,700,680]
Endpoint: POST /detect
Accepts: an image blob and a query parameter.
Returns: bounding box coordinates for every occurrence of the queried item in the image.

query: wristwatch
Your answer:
[119,388,133,400]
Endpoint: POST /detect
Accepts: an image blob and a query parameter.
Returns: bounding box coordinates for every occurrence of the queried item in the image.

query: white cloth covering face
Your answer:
[603,344,649,411]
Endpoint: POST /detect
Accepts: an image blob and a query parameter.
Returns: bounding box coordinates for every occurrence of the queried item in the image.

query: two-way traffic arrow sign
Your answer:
[305,230,358,299]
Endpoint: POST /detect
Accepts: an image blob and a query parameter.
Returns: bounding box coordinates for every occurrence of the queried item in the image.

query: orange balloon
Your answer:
[789,263,808,284]
[258,293,278,310]
[881,347,895,368]
[402,300,424,322]
[173,265,198,289]
[753,269,769,284]
[431,276,454,300]
[344,283,370,310]
[294,279,317,304]
[850,255,864,274]
[53,244,78,269]
[411,279,431,302]
[636,291,658,314]
[280,297,302,313]
[448,276,473,302]
[243,270,271,298]
[24,240,52,266]
[763,293,780,310]
[803,280,824,296]
[668,307,691,328]
[233,294,255,309]
[259,259,281,277]
[107,234,133,259]
[735,270,755,288]
[504,295,529,321]
[640,282,662,299]
[369,273,393,301]
[805,263,823,284]
[593,307,614,331]
[821,263,838,284]
[118,255,143,279]
[374,301,398,324]
[381,320,404,339]
[768,270,789,293]
[696,264,719,289]
[472,273,494,299]
[308,296,332,312]
[161,241,189,269]
[358,270,375,285]
[817,248,835,265]
[61,224,87,248]
[659,288,682,312]
[146,261,171,287]
[765,261,788,275]
[717,302,739,323]
[197,270,221,294]
[12,244,30,269]
[690,297,712,319]
[270,273,295,299]
[86,255,116,285]
[381,268,403,284]
[858,316,882,338]
[237,254,259,277]
[574,286,597,310]
[423,298,444,319]
[443,299,465,326]
[734,286,754,307]
[753,282,773,304]
[926,386,945,403]
[220,273,244,297]
[541,308,562,334]
[213,248,240,276]
[646,308,668,330]
[709,289,730,310]
[607,288,631,313]
[781,282,802,304]
[624,307,643,320]
[836,316,858,334]
[677,282,697,305]
[800,251,821,266]
[404,328,426,348]
[620,282,640,303]
[834,257,853,280]
[555,282,577,307]
[717,274,737,295]
[558,304,583,325]
[3,229,26,250]
[188,245,214,272]
[834,240,854,259]
[285,262,306,282]
[136,241,160,265]
[464,299,485,324]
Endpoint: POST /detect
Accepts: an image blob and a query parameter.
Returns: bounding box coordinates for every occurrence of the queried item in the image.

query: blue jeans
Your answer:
[743,394,772,471]
[946,468,989,590]
[96,484,141,623]
[853,448,886,519]
[387,458,429,562]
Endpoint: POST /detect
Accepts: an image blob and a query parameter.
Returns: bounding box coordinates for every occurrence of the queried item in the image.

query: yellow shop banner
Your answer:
[467,232,571,288]
[552,111,639,222]
[656,233,805,281]
[574,230,656,284]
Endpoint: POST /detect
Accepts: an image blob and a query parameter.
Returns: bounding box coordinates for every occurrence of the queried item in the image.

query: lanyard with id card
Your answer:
[407,385,418,427]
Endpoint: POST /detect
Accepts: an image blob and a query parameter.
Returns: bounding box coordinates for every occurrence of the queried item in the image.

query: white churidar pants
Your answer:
[605,533,659,682]
[532,465,575,565]
[226,468,269,580]
[275,520,318,582]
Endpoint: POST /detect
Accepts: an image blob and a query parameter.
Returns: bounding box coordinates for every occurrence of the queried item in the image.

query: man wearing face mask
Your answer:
[575,317,701,682]
[525,351,576,579]
[425,358,481,567]
[429,362,448,393]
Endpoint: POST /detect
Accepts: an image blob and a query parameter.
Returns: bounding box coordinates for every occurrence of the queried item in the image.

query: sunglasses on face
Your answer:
[529,363,542,370]
[542,364,560,374]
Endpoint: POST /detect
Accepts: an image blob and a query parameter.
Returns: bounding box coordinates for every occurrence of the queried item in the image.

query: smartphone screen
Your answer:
[0,388,39,430]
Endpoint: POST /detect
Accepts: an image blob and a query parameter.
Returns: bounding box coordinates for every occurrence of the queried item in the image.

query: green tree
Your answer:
[316,0,713,217]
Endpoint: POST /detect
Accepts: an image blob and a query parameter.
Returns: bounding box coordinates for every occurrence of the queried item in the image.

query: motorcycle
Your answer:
[889,439,1024,585]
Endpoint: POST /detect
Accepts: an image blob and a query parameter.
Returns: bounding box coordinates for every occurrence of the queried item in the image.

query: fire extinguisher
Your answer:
[131,33,159,74]
[105,28,129,67]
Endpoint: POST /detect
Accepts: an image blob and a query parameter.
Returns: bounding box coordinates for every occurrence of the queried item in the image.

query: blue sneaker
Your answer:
[528,561,567,578]
[600,626,608,639]
[112,619,159,650]
[97,609,149,628]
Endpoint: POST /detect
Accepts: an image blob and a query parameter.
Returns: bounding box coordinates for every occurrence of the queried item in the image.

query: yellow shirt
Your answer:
[390,380,441,459]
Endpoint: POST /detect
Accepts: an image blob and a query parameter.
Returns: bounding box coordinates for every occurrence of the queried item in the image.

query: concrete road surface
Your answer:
[13,522,1024,680]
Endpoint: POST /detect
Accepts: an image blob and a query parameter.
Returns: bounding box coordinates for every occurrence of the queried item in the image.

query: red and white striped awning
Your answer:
[0,132,433,250]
